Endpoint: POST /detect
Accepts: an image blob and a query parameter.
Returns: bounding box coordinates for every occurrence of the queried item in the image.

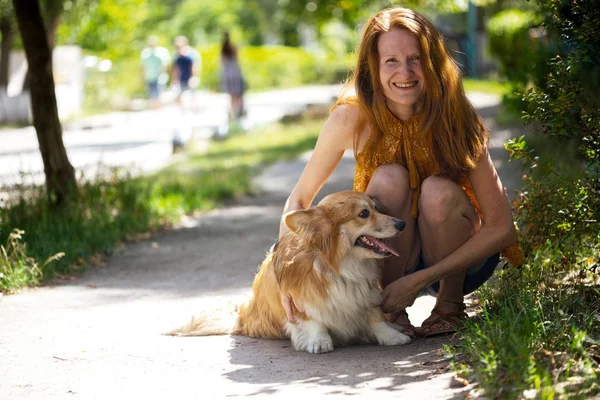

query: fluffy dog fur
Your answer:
[166,190,411,353]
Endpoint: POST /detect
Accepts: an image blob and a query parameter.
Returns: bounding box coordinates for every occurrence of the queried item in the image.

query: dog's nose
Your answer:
[395,219,406,231]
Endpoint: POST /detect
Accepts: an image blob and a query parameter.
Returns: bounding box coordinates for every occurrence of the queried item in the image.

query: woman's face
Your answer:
[377,28,424,120]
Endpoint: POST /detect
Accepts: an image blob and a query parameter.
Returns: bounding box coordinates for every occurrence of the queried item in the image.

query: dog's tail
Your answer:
[164,307,240,337]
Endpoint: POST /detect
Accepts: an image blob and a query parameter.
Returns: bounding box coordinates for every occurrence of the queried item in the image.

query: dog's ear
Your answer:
[284,208,319,234]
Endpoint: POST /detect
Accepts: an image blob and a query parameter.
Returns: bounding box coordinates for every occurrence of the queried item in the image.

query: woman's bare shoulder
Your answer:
[329,102,363,126]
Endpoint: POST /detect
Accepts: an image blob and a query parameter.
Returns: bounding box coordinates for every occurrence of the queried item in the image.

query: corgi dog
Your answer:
[167,190,411,353]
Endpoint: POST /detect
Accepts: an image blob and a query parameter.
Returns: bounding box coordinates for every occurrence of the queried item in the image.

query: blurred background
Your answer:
[0,0,546,119]
[1,3,599,396]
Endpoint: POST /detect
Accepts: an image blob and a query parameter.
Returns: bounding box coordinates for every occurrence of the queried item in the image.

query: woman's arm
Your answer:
[382,148,517,311]
[278,104,359,238]
[278,103,360,323]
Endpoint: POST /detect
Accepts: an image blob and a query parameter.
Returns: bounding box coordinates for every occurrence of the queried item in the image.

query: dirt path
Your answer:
[0,100,522,399]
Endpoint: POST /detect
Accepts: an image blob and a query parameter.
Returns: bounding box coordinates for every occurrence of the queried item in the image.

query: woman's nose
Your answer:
[395,62,412,78]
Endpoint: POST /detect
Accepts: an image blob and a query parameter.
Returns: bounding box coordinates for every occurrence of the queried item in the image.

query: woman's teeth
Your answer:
[393,81,417,88]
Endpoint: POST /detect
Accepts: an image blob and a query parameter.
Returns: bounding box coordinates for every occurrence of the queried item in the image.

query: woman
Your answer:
[220,32,246,120]
[279,7,524,337]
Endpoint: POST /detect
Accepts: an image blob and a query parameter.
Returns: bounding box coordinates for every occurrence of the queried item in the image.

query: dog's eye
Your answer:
[359,209,370,219]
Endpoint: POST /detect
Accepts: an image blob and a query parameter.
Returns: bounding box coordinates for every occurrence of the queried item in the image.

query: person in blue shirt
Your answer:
[171,36,201,104]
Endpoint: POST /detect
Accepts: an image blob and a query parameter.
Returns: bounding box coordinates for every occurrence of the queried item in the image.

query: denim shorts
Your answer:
[408,252,501,297]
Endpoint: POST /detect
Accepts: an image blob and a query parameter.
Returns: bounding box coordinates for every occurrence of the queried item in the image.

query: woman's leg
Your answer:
[230,95,242,119]
[365,164,421,333]
[417,176,482,334]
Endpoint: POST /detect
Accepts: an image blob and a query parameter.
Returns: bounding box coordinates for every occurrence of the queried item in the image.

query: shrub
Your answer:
[454,2,600,397]
[487,9,539,85]
[199,45,352,92]
[519,0,600,249]
[486,8,555,111]
[0,229,64,293]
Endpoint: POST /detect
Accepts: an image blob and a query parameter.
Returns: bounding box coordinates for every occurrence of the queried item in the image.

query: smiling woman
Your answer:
[378,29,424,120]
[277,6,524,338]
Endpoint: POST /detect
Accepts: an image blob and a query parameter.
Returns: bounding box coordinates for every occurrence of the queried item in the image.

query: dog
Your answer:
[166,190,411,353]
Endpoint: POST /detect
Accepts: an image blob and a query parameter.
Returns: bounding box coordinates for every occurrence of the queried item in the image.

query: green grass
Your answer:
[0,116,323,293]
[454,250,599,399]
[463,78,512,97]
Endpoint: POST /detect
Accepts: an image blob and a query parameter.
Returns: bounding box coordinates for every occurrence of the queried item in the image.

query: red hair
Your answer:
[338,7,487,181]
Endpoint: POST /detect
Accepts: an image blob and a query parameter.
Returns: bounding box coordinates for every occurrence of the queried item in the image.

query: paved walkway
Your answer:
[0,86,342,187]
[0,91,522,399]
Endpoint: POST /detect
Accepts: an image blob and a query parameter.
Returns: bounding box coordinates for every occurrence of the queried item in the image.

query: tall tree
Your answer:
[12,0,76,205]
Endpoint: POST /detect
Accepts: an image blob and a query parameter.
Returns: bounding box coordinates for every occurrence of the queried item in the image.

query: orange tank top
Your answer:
[349,103,524,267]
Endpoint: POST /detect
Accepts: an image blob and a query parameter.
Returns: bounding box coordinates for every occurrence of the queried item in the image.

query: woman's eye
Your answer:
[359,209,370,218]
[385,58,397,63]
[410,56,420,62]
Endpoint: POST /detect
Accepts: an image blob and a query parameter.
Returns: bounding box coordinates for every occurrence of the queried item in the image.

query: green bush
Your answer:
[0,229,64,294]
[200,45,352,92]
[487,9,541,85]
[486,8,555,112]
[455,1,600,396]
[83,55,146,113]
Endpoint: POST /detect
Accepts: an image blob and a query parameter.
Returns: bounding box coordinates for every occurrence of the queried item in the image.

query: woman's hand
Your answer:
[381,274,422,313]
[281,292,304,324]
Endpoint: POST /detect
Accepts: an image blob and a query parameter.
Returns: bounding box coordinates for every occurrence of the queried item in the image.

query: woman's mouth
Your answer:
[393,81,418,89]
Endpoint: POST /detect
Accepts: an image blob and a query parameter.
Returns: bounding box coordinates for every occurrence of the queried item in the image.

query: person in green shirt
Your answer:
[141,35,170,108]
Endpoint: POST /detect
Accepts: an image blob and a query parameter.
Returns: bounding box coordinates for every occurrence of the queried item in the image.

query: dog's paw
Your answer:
[373,323,411,346]
[306,336,334,354]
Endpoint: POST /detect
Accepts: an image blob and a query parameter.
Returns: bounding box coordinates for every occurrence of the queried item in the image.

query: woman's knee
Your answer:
[368,164,410,192]
[366,164,412,206]
[419,176,463,224]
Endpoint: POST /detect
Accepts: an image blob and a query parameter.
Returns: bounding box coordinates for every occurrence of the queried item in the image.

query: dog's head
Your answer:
[283,191,405,272]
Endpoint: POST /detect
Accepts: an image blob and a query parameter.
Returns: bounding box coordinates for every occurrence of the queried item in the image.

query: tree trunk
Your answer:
[20,4,62,93]
[12,0,77,206]
[0,17,13,90]
[46,14,60,50]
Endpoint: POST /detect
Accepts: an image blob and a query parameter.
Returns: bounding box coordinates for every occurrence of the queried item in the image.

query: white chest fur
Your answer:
[304,256,382,342]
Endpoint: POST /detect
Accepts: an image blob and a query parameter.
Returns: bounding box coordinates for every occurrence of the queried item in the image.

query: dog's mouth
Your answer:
[355,235,399,257]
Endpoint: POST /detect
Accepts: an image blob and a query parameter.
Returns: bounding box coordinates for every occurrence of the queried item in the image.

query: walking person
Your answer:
[278,6,524,338]
[171,35,201,105]
[220,32,246,121]
[170,36,201,151]
[140,35,170,108]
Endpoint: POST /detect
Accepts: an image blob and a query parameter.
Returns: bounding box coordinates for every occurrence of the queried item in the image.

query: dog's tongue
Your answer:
[370,236,399,257]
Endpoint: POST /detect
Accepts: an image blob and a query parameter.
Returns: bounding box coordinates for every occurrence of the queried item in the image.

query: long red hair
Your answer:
[338,7,487,181]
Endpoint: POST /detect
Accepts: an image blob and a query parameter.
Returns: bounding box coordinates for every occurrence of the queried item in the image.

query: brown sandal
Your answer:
[386,310,416,338]
[420,301,467,338]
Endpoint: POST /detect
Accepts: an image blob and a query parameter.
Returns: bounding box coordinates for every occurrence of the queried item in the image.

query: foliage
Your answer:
[454,136,599,398]
[457,249,599,399]
[57,0,150,60]
[199,44,353,92]
[515,0,600,254]
[522,0,600,175]
[455,1,600,396]
[487,9,539,85]
[0,115,322,292]
[506,136,599,257]
[161,0,263,47]
[55,0,372,57]
[0,229,64,293]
